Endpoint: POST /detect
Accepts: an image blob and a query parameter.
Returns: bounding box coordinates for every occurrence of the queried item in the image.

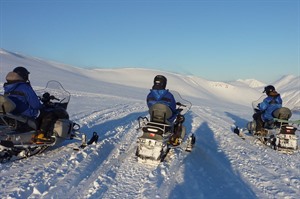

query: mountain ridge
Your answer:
[1,48,299,109]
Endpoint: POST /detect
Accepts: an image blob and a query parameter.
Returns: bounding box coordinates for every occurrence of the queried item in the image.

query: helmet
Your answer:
[263,85,275,95]
[13,66,30,81]
[153,75,167,89]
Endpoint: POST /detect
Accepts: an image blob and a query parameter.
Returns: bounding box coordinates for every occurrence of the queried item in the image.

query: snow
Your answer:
[0,49,300,199]
[235,78,266,88]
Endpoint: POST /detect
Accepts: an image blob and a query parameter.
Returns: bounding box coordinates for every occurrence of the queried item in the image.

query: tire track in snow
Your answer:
[75,103,145,128]
[165,105,258,199]
[191,105,300,198]
[41,107,146,199]
[0,140,87,198]
[0,103,145,198]
[145,110,203,199]
[85,126,151,199]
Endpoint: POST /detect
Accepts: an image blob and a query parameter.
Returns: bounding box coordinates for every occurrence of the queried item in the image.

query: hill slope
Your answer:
[0,49,299,199]
[1,48,299,109]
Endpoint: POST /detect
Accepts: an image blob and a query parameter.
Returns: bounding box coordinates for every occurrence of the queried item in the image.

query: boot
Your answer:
[32,131,55,144]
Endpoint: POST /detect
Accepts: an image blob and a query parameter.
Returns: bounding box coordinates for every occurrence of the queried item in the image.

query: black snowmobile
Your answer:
[246,96,299,153]
[136,91,195,165]
[0,80,85,163]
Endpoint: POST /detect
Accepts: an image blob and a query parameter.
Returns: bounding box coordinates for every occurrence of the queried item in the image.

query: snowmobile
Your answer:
[136,91,195,165]
[246,96,299,153]
[0,80,85,163]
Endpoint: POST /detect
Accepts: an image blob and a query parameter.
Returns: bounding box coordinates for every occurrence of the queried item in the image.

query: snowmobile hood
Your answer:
[150,89,169,100]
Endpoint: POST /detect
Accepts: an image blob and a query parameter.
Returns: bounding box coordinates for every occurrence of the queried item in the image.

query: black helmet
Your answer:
[13,66,30,81]
[263,85,275,95]
[153,75,167,89]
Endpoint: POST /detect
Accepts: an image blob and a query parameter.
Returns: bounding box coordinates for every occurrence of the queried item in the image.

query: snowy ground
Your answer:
[0,49,299,199]
[1,89,299,199]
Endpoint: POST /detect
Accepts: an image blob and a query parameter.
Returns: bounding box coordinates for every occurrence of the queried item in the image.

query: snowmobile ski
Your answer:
[73,131,99,151]
[0,138,56,163]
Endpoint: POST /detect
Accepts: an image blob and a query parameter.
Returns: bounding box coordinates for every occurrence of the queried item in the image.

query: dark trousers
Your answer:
[37,107,69,137]
[253,112,264,132]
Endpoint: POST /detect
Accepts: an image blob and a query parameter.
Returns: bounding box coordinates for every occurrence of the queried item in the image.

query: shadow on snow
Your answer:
[169,115,257,199]
[225,111,250,130]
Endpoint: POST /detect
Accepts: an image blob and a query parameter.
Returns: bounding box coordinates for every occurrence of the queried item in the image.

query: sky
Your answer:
[0,0,299,82]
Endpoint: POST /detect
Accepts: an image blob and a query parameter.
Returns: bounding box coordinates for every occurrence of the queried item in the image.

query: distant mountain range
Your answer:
[1,48,299,111]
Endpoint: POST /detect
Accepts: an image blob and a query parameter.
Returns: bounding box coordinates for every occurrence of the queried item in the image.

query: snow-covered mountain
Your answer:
[0,48,299,199]
[235,78,266,88]
[1,49,299,109]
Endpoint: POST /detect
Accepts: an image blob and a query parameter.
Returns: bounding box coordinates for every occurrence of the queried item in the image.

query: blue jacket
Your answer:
[146,89,177,122]
[258,95,282,121]
[4,82,42,118]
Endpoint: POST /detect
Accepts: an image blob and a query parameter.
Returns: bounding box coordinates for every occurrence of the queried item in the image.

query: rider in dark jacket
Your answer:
[146,75,177,123]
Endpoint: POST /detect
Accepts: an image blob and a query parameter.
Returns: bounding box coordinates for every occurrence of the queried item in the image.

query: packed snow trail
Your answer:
[0,94,299,199]
[191,105,300,199]
[0,96,147,198]
[162,106,258,199]
[42,106,147,198]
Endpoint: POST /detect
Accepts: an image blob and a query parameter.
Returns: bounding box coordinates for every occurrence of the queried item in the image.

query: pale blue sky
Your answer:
[1,0,299,82]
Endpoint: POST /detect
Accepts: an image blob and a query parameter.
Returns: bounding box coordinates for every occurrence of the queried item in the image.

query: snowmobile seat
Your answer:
[271,107,292,128]
[0,95,37,130]
[0,95,16,114]
[149,103,172,124]
[273,107,292,120]
[4,114,38,130]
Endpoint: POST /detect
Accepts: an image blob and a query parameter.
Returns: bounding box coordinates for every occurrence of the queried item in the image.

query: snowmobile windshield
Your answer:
[170,90,192,115]
[35,80,71,109]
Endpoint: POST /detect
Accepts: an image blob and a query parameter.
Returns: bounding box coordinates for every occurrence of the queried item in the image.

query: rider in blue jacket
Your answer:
[146,75,177,123]
[3,66,58,143]
[253,85,282,133]
[4,66,42,118]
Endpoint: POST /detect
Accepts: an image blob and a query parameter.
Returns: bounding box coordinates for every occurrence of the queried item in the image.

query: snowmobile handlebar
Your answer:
[176,102,187,113]
[176,102,186,107]
[177,108,184,113]
[41,92,60,103]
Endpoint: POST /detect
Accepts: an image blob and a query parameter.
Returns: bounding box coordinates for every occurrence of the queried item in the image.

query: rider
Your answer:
[253,85,282,134]
[146,75,184,146]
[3,66,58,143]
[4,66,42,118]
[146,75,177,123]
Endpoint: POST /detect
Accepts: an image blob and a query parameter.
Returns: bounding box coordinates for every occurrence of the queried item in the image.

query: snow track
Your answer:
[0,95,299,199]
[191,105,300,198]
